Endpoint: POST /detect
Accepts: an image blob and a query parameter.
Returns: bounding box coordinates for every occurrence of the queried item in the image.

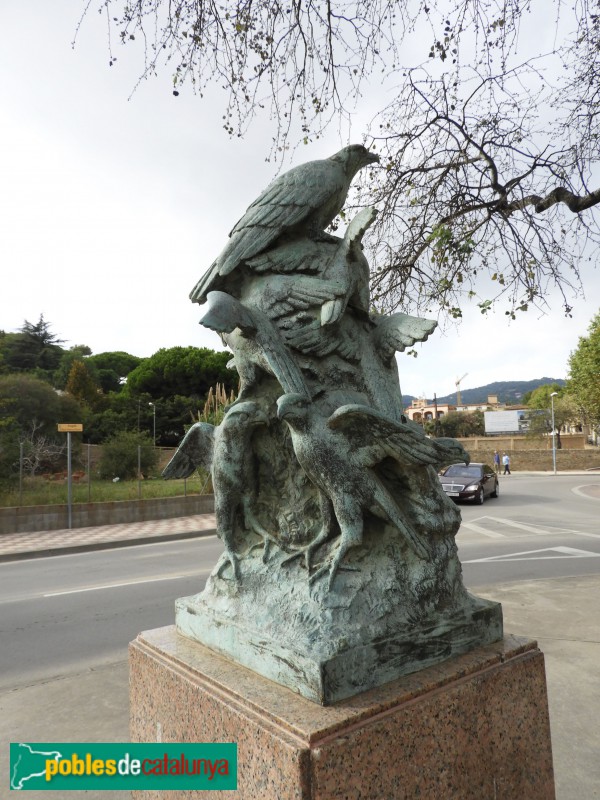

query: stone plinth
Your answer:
[130,627,555,799]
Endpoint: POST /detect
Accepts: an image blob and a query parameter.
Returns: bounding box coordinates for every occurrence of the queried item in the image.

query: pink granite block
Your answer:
[130,626,555,799]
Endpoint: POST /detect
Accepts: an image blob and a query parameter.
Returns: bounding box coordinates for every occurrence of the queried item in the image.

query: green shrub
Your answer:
[98,431,159,480]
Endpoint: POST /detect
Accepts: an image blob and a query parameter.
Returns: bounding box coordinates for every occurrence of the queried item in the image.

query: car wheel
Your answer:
[491,481,499,498]
[476,487,485,505]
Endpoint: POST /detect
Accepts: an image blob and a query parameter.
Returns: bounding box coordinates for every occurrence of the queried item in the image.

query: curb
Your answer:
[0,527,217,564]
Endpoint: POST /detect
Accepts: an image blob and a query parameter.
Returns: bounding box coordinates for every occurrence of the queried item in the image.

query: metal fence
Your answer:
[0,441,211,509]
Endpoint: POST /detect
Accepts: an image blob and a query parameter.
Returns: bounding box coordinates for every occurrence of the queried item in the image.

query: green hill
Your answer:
[403,378,566,407]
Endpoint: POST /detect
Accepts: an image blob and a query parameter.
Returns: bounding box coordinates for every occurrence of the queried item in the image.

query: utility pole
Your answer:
[550,392,558,475]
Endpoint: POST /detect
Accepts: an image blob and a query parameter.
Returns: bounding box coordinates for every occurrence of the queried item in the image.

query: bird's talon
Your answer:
[262,540,272,563]
[280,550,304,568]
[215,555,241,583]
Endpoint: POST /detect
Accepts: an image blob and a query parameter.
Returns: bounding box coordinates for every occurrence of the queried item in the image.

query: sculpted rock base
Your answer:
[176,518,502,705]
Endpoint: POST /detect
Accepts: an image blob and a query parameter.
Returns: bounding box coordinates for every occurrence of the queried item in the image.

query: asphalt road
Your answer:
[1,473,598,800]
[1,474,598,692]
[457,473,600,585]
[0,537,223,691]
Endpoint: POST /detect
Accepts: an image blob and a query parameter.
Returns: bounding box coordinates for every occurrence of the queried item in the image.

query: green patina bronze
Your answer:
[164,145,503,705]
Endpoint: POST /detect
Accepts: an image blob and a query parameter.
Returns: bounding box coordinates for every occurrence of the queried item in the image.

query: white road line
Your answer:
[465,514,600,540]
[480,516,558,534]
[43,569,209,597]
[0,534,219,566]
[572,484,600,501]
[464,546,600,563]
[460,522,506,539]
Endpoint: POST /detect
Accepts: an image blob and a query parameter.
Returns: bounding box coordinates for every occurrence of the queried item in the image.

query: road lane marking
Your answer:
[464,546,600,563]
[568,530,600,540]
[460,522,506,538]
[0,534,220,567]
[572,484,600,501]
[43,569,210,597]
[480,516,561,535]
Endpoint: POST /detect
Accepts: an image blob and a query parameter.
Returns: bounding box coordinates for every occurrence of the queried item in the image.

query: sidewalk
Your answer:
[0,513,217,562]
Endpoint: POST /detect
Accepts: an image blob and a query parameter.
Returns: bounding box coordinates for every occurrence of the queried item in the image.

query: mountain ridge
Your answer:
[402,377,566,407]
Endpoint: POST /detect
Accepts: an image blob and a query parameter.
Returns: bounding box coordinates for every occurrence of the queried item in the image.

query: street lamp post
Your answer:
[550,392,558,475]
[149,402,156,445]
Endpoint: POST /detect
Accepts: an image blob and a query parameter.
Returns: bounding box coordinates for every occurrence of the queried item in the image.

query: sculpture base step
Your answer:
[176,590,502,704]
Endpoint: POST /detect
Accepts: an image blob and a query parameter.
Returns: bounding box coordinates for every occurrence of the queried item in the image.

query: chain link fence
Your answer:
[0,441,211,508]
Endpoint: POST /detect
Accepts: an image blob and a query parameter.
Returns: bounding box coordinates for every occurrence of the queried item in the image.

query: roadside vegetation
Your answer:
[0,315,233,503]
[0,473,212,509]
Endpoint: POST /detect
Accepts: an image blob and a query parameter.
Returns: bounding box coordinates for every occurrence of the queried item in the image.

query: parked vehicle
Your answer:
[438,463,499,504]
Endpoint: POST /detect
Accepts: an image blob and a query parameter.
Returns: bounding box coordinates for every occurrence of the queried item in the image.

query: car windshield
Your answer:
[443,465,482,479]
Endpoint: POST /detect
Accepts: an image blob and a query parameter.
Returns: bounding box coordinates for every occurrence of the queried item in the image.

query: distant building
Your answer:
[405,398,455,424]
[406,395,504,424]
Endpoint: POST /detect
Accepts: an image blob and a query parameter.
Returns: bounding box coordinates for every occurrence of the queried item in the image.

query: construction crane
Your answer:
[455,373,468,406]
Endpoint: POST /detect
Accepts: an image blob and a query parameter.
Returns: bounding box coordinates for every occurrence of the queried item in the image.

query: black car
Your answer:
[439,463,499,504]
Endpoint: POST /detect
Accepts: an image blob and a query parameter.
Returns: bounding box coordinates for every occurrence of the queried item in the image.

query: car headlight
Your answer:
[465,484,479,491]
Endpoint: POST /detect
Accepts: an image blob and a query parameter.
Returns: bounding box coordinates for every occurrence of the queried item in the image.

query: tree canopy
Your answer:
[0,315,65,377]
[0,374,82,438]
[86,350,143,392]
[124,346,237,400]
[424,409,484,438]
[523,382,579,442]
[84,0,600,320]
[568,310,600,431]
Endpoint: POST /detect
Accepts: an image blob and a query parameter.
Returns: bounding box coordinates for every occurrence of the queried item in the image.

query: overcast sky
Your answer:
[1,2,598,401]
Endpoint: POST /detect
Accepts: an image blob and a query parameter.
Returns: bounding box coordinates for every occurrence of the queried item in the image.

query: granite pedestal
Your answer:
[130,626,555,799]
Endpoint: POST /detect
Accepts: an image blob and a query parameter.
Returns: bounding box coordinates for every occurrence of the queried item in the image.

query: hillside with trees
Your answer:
[0,316,237,483]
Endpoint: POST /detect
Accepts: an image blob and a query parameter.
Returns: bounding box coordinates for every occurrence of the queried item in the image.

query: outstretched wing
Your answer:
[328,404,469,469]
[372,313,438,365]
[162,422,215,479]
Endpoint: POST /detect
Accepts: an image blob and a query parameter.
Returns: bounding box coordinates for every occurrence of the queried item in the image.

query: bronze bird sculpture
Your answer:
[199,290,311,400]
[162,401,269,580]
[190,144,379,303]
[277,393,470,589]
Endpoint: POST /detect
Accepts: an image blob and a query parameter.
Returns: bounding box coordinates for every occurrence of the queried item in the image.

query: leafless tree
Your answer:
[19,420,66,477]
[80,0,600,318]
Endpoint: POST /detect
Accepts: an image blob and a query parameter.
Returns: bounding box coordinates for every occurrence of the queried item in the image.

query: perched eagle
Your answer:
[277,393,470,590]
[190,144,379,303]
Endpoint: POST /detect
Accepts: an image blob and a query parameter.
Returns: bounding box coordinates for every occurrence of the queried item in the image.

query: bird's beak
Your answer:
[366,151,380,164]
[199,310,229,333]
[254,410,269,426]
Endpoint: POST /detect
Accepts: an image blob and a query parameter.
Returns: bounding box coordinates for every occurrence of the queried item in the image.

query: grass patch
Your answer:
[0,472,212,508]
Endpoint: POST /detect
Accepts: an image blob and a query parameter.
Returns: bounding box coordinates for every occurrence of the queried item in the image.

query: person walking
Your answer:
[493,451,500,474]
[502,452,511,475]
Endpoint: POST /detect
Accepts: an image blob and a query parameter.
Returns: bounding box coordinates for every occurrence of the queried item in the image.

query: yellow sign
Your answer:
[57,423,83,432]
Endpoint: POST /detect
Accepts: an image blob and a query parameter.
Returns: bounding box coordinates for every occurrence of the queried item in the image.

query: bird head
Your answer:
[199,291,257,336]
[331,144,380,176]
[276,393,311,426]
[223,401,268,428]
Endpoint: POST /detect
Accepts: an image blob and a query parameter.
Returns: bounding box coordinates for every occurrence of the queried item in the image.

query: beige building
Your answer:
[405,395,506,424]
